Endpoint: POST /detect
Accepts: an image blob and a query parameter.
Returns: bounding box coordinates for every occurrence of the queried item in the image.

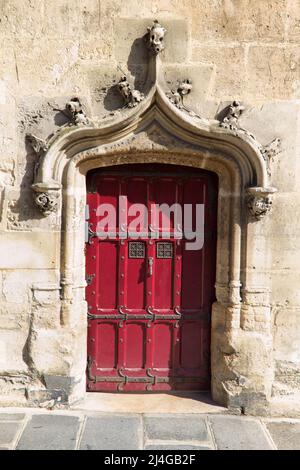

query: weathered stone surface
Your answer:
[144,415,209,442]
[43,375,75,395]
[286,0,300,42]
[80,415,142,450]
[247,45,300,101]
[191,0,286,43]
[192,45,246,100]
[0,330,29,373]
[17,415,79,450]
[0,233,59,269]
[208,416,273,450]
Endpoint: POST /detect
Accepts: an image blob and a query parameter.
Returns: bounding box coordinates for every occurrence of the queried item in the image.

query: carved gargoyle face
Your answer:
[256,197,272,213]
[147,21,166,54]
[249,196,272,219]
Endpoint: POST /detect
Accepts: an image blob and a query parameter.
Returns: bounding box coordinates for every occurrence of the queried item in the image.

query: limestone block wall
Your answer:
[0,0,300,410]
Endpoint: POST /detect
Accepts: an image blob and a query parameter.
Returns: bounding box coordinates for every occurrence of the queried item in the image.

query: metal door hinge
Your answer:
[85,223,97,244]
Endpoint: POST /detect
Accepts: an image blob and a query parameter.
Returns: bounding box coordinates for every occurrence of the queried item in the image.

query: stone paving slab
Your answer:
[0,422,21,446]
[144,414,209,442]
[145,445,213,450]
[266,422,300,450]
[1,410,300,450]
[16,415,80,450]
[208,415,273,450]
[80,415,142,450]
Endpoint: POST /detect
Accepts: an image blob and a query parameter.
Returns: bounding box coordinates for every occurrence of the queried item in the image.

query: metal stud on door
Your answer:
[86,165,218,392]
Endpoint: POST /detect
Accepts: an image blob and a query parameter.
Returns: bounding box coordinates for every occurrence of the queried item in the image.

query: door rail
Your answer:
[88,306,182,321]
[87,360,203,389]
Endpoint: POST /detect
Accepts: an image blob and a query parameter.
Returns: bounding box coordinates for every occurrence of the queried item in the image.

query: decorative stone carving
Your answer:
[34,192,58,215]
[26,134,48,158]
[260,138,282,176]
[147,20,166,55]
[117,76,144,108]
[220,100,245,131]
[65,98,89,126]
[246,187,277,220]
[32,182,61,216]
[168,79,193,109]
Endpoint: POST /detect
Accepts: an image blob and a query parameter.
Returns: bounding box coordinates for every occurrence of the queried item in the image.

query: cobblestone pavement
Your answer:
[0,411,299,450]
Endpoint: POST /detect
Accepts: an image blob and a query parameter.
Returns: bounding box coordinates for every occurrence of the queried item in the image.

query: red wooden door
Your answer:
[86,164,218,392]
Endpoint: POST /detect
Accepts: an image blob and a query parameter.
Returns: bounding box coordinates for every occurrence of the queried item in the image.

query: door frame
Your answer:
[30,83,274,411]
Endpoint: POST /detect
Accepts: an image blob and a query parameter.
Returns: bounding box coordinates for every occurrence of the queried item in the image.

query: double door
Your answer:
[86,164,218,392]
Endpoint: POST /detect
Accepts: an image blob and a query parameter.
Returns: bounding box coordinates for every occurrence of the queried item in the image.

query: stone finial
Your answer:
[117,76,144,108]
[220,100,245,131]
[169,79,193,109]
[261,138,282,176]
[147,20,166,55]
[26,134,48,157]
[65,98,89,126]
[246,187,277,220]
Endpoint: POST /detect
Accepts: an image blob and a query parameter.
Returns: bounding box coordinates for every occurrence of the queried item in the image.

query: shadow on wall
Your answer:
[103,33,149,112]
[7,139,45,224]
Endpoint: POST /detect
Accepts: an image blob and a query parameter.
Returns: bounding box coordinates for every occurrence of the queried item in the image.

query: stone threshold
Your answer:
[71,392,226,414]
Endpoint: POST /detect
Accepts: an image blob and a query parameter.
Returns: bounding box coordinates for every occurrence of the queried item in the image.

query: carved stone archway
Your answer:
[28,22,278,413]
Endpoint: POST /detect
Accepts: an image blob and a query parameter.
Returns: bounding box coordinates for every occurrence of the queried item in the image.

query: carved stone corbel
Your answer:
[246,187,277,220]
[32,182,62,216]
[147,20,167,55]
[117,76,144,108]
[220,100,245,131]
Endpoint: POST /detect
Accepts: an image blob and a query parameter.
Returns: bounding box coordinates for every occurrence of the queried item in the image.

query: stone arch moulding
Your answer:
[28,21,278,412]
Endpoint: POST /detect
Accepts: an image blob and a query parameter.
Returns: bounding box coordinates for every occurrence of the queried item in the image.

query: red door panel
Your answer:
[86,164,218,392]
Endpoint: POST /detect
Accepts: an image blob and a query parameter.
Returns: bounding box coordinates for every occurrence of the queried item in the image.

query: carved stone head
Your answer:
[118,76,132,101]
[246,187,277,221]
[117,76,144,108]
[177,79,192,97]
[66,98,81,114]
[147,20,166,54]
[248,195,272,220]
[65,98,89,126]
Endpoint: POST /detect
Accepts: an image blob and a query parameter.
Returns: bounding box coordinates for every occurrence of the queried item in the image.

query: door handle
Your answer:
[148,257,154,276]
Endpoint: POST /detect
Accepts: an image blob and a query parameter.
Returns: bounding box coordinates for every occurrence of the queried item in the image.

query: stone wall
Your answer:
[1,0,300,413]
